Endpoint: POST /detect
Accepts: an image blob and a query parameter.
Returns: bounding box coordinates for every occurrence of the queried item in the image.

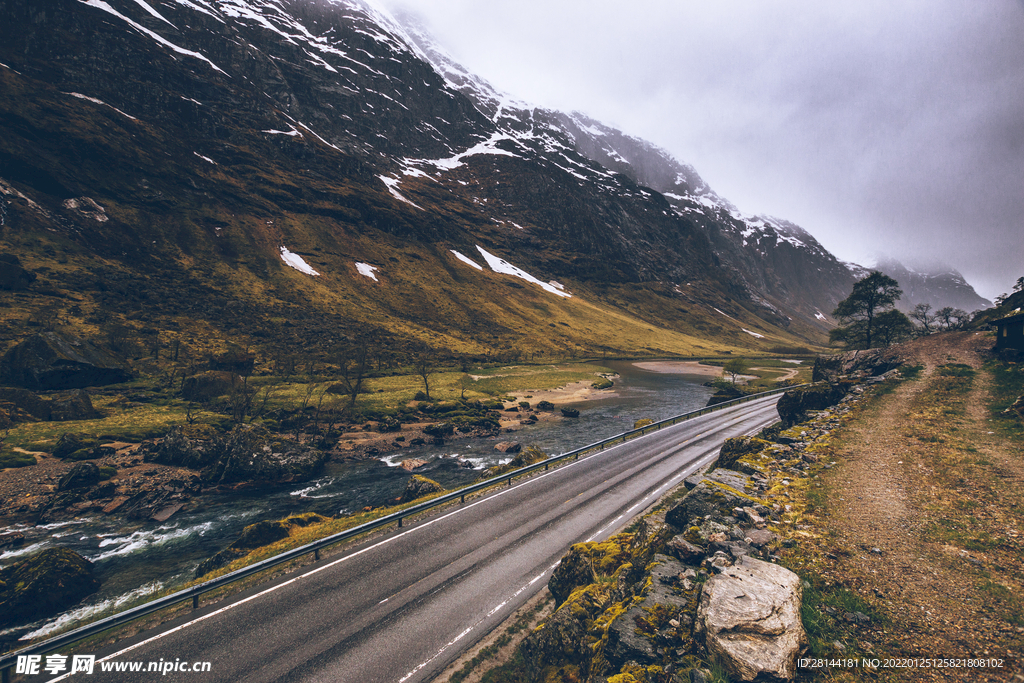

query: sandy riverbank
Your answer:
[510,379,617,405]
[629,361,724,377]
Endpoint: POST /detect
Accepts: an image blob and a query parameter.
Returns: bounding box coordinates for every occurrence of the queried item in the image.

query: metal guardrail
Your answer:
[0,382,803,673]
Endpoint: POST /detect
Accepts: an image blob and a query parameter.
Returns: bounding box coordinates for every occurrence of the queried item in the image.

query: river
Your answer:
[0,361,717,641]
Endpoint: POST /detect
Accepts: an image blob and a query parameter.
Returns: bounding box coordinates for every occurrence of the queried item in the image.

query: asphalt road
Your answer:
[51,394,782,683]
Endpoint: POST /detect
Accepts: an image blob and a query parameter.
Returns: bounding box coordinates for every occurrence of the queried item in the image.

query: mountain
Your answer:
[873,258,992,314]
[0,0,984,363]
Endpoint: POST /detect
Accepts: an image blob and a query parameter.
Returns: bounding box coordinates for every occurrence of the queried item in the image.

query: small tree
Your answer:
[723,358,747,385]
[874,309,915,346]
[335,345,369,411]
[830,271,903,349]
[910,303,936,335]
[935,306,969,331]
[416,355,433,400]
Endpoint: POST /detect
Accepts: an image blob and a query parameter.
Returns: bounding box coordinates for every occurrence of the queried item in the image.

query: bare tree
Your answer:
[335,345,369,411]
[910,303,936,335]
[416,355,433,400]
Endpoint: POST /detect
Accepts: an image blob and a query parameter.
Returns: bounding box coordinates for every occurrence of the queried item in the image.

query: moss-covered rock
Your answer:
[399,474,444,503]
[0,547,100,627]
[53,432,99,459]
[549,544,598,606]
[195,513,331,577]
[717,436,771,470]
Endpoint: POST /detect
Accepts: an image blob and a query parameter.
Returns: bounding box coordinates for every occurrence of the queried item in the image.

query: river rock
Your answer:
[422,422,454,437]
[494,441,521,453]
[536,400,555,411]
[697,555,807,681]
[399,458,428,471]
[0,547,101,628]
[143,425,328,486]
[0,331,132,390]
[560,407,580,418]
[399,474,444,503]
[57,461,101,490]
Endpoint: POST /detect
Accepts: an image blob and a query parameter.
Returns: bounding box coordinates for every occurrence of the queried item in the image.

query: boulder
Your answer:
[666,535,706,564]
[181,371,242,401]
[776,383,848,427]
[53,432,98,459]
[422,422,454,437]
[48,389,99,421]
[536,400,555,411]
[0,331,132,390]
[548,544,597,605]
[560,407,580,418]
[494,441,522,454]
[65,445,116,461]
[521,583,608,666]
[705,385,744,407]
[0,387,52,419]
[696,556,807,681]
[142,427,222,471]
[142,425,328,486]
[668,473,757,529]
[399,458,428,471]
[399,474,444,503]
[0,253,36,290]
[812,348,903,382]
[718,436,771,471]
[57,461,102,490]
[0,547,101,627]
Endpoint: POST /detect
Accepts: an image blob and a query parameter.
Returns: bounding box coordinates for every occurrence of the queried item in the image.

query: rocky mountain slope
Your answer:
[0,0,988,362]
[874,258,992,313]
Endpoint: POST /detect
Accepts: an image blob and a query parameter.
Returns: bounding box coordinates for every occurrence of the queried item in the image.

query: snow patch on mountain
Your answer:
[63,92,138,121]
[475,246,571,298]
[79,0,227,74]
[405,132,520,173]
[355,263,379,281]
[450,250,483,270]
[378,175,423,210]
[280,247,319,276]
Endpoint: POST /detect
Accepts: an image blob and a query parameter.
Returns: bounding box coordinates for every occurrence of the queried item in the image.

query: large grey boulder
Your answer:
[776,383,848,427]
[0,331,131,390]
[697,556,807,681]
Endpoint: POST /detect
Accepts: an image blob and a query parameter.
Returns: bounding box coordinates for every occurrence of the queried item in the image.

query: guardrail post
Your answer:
[461,494,465,504]
[398,517,403,528]
[314,549,320,561]
[507,476,512,486]
[3,664,9,683]
[192,595,199,610]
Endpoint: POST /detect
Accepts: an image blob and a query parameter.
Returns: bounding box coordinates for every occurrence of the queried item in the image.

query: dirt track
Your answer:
[820,332,1023,681]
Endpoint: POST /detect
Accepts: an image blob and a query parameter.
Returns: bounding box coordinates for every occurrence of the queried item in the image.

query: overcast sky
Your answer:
[378,0,1024,301]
